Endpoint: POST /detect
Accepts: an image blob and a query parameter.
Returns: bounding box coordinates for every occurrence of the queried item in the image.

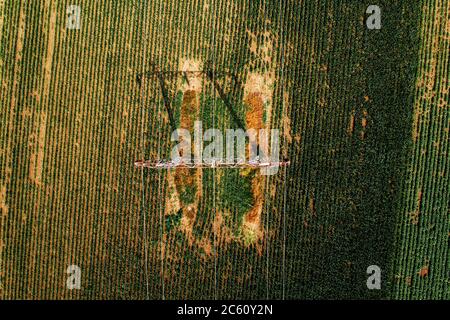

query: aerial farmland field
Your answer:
[0,0,448,301]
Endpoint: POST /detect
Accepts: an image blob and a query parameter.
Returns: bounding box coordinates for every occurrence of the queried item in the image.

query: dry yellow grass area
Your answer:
[239,28,277,246]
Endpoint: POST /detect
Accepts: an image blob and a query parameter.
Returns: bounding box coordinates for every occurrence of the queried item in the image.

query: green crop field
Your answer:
[0,0,448,300]
[390,0,449,299]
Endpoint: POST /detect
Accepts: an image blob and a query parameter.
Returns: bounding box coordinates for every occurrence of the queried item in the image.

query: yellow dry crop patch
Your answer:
[239,70,276,246]
[165,58,204,247]
[29,112,47,185]
[412,1,449,142]
[0,184,7,217]
[283,92,292,145]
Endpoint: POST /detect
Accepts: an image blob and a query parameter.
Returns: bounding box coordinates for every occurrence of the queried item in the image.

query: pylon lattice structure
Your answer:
[134,158,290,169]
